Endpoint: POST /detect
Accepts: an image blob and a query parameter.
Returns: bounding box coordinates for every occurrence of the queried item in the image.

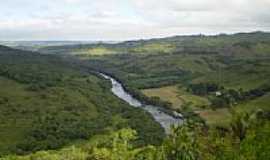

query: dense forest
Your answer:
[0,45,164,156]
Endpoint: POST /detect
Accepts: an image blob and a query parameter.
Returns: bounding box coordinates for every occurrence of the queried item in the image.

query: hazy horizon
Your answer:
[1,0,270,41]
[1,31,269,43]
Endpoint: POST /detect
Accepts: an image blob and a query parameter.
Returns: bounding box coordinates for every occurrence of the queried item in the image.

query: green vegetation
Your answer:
[73,47,118,55]
[142,85,210,110]
[1,31,270,159]
[0,46,164,156]
[38,31,270,56]
[142,86,184,109]
[72,32,270,127]
[2,110,270,160]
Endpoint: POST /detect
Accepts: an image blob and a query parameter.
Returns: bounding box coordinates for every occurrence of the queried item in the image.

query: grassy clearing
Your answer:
[235,93,270,112]
[141,85,210,110]
[141,84,270,127]
[131,43,176,54]
[198,93,270,127]
[176,86,210,108]
[140,85,230,127]
[73,47,118,55]
[197,109,231,127]
[142,86,184,109]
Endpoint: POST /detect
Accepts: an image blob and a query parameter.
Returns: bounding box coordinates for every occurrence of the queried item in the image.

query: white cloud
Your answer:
[131,0,270,27]
[0,0,269,40]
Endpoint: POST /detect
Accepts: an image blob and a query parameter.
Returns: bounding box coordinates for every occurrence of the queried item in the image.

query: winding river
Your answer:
[100,73,183,134]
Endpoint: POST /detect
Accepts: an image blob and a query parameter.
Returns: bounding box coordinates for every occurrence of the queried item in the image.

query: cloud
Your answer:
[0,0,269,40]
[131,0,270,27]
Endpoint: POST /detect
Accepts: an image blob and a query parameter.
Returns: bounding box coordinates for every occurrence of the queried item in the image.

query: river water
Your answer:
[100,73,182,134]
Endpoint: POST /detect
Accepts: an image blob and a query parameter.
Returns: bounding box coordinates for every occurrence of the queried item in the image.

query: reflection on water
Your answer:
[100,73,182,134]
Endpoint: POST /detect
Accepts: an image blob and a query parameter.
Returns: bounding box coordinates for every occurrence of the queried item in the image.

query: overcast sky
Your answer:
[1,0,270,41]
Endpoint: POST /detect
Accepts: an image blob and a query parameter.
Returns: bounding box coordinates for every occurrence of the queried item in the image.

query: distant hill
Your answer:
[36,31,270,56]
[0,41,102,53]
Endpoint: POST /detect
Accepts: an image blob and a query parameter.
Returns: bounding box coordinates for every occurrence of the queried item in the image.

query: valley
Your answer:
[71,32,270,127]
[0,32,270,159]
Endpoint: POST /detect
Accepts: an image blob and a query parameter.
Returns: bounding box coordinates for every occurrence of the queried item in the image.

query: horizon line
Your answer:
[0,30,269,42]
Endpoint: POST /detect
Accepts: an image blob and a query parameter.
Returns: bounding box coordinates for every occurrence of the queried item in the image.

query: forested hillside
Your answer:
[0,45,164,156]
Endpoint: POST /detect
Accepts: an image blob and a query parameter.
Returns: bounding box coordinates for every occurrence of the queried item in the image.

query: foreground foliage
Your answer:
[2,111,269,160]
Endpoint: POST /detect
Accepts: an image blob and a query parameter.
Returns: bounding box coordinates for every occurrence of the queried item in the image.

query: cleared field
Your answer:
[74,47,118,55]
[142,86,184,109]
[197,108,231,127]
[197,93,270,127]
[235,93,270,112]
[142,85,270,127]
[177,86,210,109]
[141,85,210,110]
[132,43,176,54]
[141,85,231,126]
[198,94,270,127]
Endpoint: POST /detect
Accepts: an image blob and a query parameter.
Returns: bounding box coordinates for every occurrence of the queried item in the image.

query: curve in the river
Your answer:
[100,73,183,134]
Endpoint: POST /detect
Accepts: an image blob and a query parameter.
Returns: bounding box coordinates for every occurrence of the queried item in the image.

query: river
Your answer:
[100,73,183,134]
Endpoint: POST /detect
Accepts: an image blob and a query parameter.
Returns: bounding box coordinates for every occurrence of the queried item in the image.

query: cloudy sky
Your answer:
[1,0,270,41]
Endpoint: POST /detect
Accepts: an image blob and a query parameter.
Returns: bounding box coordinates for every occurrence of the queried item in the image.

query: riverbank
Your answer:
[99,72,183,133]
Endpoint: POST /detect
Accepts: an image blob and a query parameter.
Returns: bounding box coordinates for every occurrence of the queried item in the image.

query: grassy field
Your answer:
[141,85,230,126]
[73,47,118,55]
[235,93,270,112]
[198,93,270,127]
[142,86,184,109]
[142,85,210,110]
[131,43,176,54]
[197,108,231,127]
[142,84,270,127]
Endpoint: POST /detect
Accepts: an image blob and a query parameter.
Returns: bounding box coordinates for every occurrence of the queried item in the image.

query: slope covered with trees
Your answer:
[2,110,270,160]
[0,45,164,156]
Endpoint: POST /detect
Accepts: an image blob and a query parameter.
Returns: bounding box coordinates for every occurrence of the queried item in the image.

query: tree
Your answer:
[161,123,200,160]
[230,111,256,141]
[89,128,138,160]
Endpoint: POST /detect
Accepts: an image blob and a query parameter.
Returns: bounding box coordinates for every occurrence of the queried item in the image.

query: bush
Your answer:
[187,83,221,96]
